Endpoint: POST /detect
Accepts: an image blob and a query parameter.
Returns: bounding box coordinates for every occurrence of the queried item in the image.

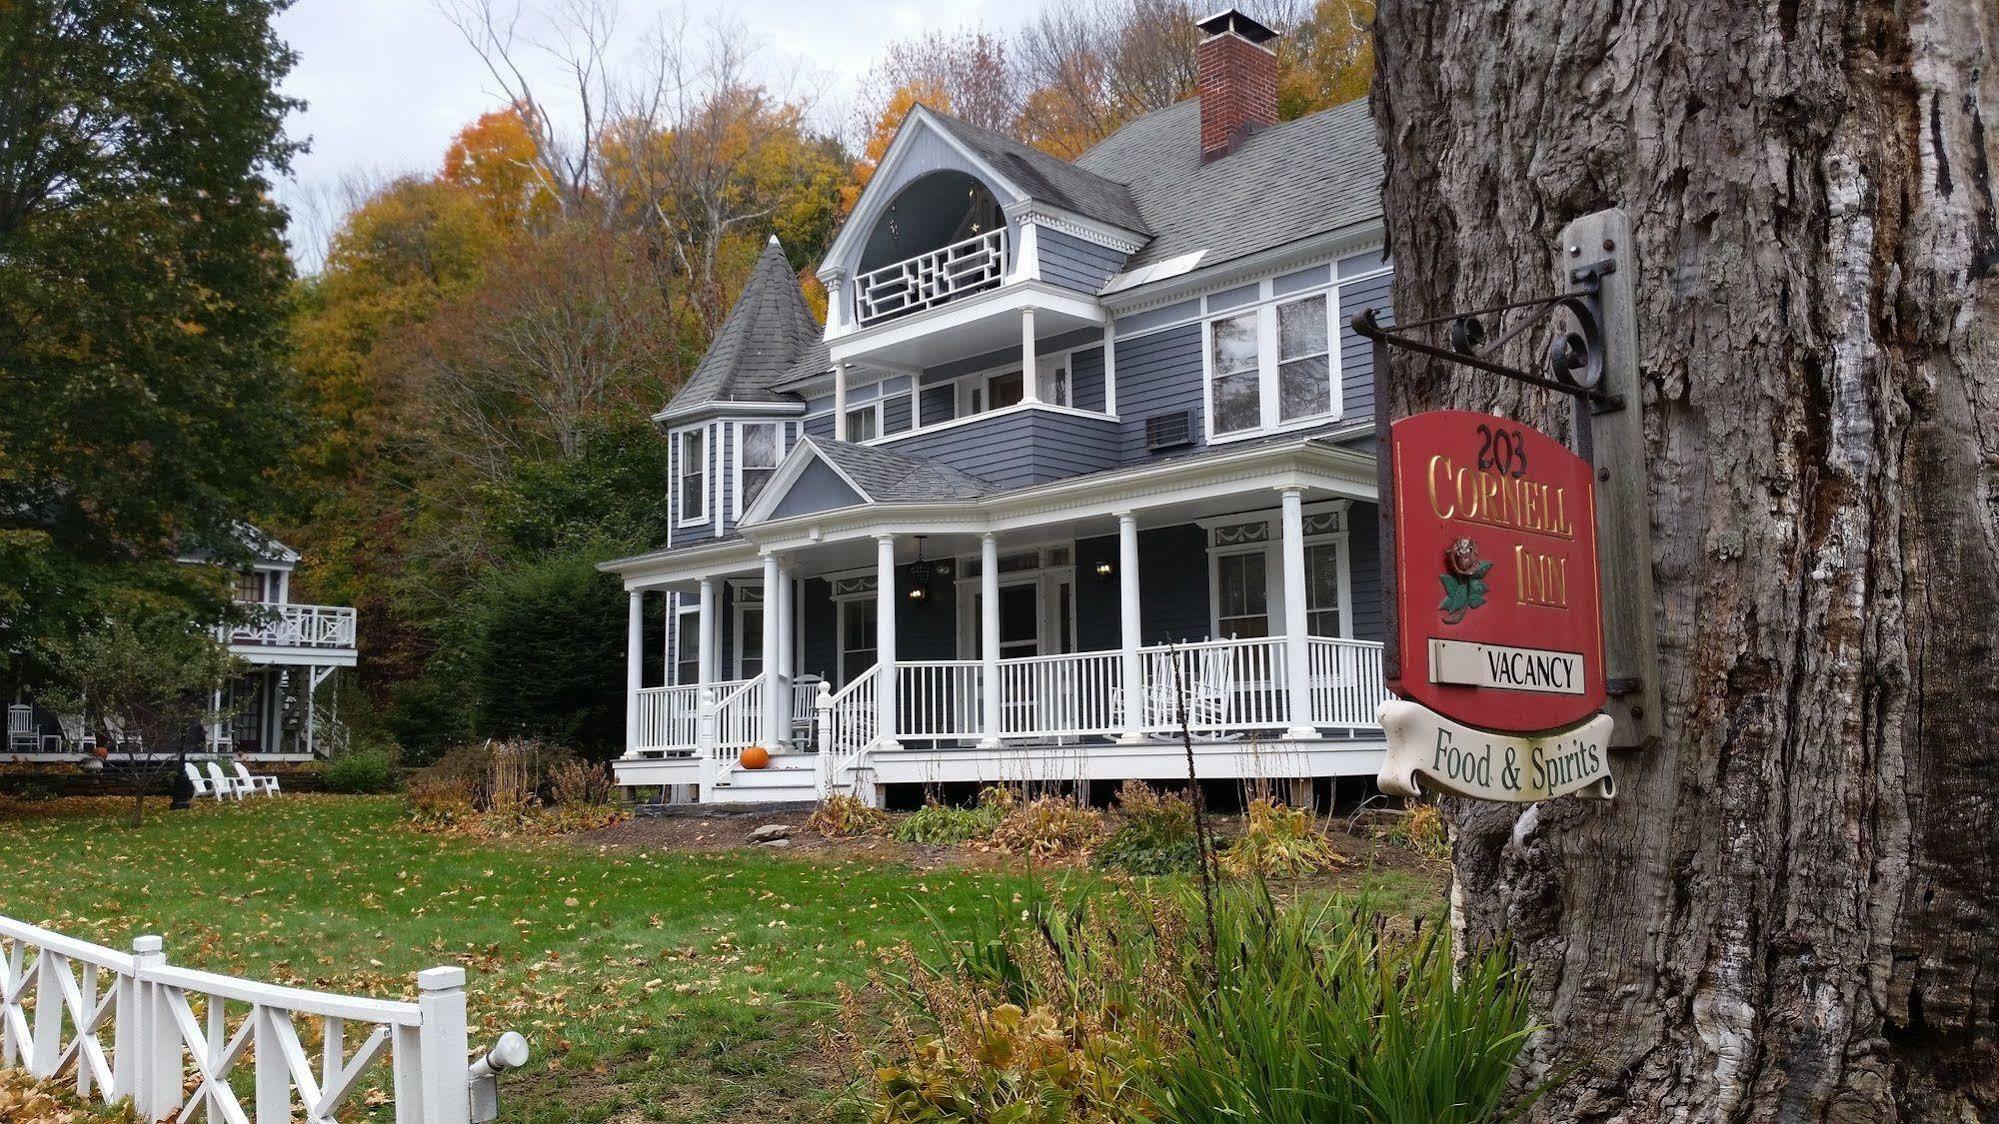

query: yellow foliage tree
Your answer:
[440,105,560,231]
[1276,0,1377,118]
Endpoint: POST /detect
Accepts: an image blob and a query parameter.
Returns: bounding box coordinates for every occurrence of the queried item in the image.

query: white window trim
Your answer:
[731,420,789,521]
[674,426,712,528]
[672,601,702,685]
[1200,279,1344,445]
[951,548,1080,660]
[729,580,765,680]
[1201,500,1354,641]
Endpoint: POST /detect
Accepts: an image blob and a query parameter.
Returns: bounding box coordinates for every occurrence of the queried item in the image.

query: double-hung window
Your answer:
[844,404,880,443]
[1205,290,1338,438]
[677,428,708,525]
[1214,550,1270,639]
[674,605,701,685]
[1306,541,1343,637]
[737,423,781,516]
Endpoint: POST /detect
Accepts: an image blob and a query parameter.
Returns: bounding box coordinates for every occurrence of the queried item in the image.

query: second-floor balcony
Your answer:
[855,226,1008,327]
[225,602,358,652]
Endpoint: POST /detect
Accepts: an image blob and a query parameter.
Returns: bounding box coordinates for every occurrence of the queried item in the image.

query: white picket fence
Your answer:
[0,914,526,1122]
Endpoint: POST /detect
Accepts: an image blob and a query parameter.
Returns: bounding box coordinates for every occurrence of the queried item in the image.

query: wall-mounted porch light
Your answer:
[1094,559,1116,581]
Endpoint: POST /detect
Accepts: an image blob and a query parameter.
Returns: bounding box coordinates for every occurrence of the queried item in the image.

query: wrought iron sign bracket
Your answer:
[1348,262,1624,414]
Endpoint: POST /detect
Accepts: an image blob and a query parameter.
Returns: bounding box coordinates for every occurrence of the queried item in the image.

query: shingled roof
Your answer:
[811,439,996,503]
[657,237,821,419]
[1076,96,1383,274]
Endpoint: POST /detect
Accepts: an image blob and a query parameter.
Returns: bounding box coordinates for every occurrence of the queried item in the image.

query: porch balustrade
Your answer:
[626,638,1386,766]
[853,227,1008,326]
[223,603,357,650]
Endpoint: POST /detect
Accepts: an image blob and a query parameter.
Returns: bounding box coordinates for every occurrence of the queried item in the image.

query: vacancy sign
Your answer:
[1378,410,1614,802]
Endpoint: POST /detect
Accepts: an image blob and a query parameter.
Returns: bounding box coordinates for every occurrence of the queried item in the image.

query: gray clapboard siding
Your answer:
[1347,501,1383,642]
[886,408,1120,488]
[1337,268,1392,424]
[1036,229,1127,293]
[1111,322,1204,462]
[1071,346,1106,412]
[803,413,835,440]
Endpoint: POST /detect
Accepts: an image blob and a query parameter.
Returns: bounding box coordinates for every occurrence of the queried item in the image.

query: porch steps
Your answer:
[708,754,820,804]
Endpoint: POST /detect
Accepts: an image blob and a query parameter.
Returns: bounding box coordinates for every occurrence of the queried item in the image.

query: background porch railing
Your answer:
[854,227,1008,325]
[1137,636,1291,734]
[225,603,357,650]
[1307,638,1386,728]
[898,661,984,743]
[999,649,1123,741]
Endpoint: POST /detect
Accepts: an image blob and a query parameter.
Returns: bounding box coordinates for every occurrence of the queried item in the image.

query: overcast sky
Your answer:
[274,0,1054,268]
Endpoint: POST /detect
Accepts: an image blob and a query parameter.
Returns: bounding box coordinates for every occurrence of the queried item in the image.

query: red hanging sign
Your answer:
[1387,410,1606,733]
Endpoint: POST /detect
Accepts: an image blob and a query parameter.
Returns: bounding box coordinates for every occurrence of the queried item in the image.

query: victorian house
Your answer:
[603,9,1393,805]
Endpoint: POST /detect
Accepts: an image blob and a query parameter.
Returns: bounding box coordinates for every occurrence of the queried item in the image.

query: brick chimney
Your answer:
[1197,8,1280,161]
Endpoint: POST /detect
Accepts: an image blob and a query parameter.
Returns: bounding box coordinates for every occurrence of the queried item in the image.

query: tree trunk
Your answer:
[1369,2,1999,1120]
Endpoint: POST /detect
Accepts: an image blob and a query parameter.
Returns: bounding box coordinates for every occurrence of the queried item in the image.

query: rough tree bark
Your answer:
[1369,2,1999,1120]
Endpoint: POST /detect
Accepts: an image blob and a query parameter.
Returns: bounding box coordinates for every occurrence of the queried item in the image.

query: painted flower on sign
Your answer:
[1439,538,1493,624]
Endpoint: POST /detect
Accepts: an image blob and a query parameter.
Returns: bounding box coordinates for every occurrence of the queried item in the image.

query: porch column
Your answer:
[978,533,1002,748]
[778,561,796,746]
[1279,487,1317,740]
[1020,308,1040,404]
[762,553,783,746]
[875,534,900,750]
[625,589,643,753]
[834,362,850,441]
[697,578,718,689]
[1117,513,1147,743]
[662,592,674,687]
[1102,319,1119,416]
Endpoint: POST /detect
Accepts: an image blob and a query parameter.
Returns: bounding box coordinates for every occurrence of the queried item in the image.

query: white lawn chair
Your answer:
[185,762,218,800]
[205,761,248,801]
[233,762,280,796]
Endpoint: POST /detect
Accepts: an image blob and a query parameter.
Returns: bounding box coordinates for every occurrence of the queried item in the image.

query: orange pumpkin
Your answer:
[739,745,771,770]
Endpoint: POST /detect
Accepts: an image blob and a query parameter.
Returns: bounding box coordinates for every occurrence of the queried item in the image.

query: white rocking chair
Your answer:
[8,704,37,753]
[1114,645,1241,741]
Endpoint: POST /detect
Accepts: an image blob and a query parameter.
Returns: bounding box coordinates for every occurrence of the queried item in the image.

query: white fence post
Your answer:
[29,944,59,1077]
[416,966,471,1124]
[131,934,179,1122]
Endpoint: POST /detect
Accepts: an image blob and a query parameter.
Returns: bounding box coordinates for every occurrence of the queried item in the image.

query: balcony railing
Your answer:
[855,227,1008,326]
[225,602,357,649]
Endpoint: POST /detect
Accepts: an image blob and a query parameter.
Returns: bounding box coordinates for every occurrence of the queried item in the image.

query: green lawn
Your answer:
[0,795,1075,1122]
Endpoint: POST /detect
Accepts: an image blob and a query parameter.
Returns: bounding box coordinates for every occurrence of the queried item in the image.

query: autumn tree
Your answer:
[441,106,561,231]
[843,80,954,216]
[1370,0,1999,1118]
[0,0,303,684]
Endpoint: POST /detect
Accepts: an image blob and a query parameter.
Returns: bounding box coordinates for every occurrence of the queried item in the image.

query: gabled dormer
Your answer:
[815,106,1151,341]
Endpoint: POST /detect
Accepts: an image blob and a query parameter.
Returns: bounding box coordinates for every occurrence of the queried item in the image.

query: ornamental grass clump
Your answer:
[809,793,892,837]
[1220,797,1344,877]
[1093,781,1207,876]
[406,738,624,837]
[846,884,1547,1123]
[990,795,1105,858]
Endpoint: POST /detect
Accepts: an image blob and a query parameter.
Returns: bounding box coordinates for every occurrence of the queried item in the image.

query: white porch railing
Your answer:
[898,661,984,743]
[0,914,525,1123]
[854,227,1008,325]
[1308,637,1387,728]
[1137,636,1290,735]
[999,649,1124,740]
[226,603,357,650]
[632,684,701,755]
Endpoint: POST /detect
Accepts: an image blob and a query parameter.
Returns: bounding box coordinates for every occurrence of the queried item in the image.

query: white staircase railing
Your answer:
[711,676,764,754]
[854,227,1008,325]
[816,666,878,797]
[0,914,526,1123]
